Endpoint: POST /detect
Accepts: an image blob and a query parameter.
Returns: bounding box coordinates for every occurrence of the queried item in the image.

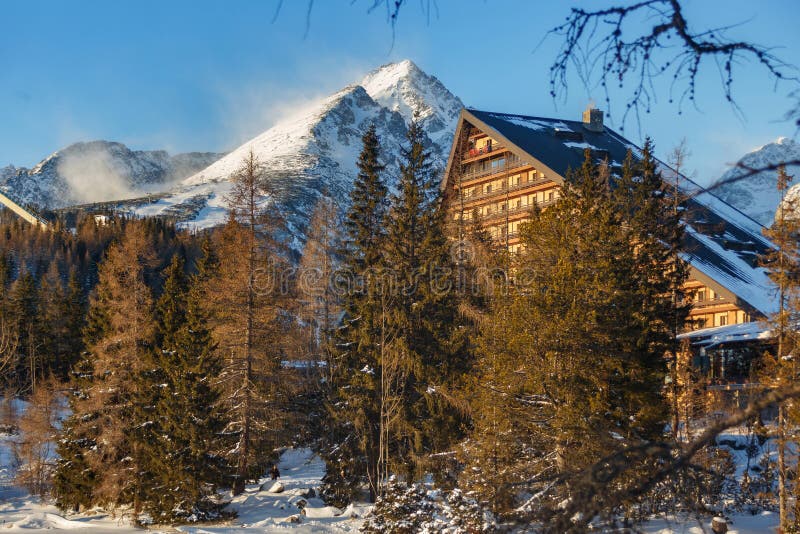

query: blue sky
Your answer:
[1,0,798,185]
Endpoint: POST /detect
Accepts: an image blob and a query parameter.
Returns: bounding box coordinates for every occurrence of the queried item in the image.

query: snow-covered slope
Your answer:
[0,141,223,208]
[133,60,462,238]
[707,137,800,226]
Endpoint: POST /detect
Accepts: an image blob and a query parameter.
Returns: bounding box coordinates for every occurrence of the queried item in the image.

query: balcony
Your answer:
[478,197,558,222]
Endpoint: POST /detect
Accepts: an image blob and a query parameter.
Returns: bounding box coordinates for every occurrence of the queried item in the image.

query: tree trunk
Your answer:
[779,403,787,531]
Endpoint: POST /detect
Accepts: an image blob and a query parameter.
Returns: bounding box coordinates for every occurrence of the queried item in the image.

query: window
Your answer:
[695,289,706,302]
[548,191,555,202]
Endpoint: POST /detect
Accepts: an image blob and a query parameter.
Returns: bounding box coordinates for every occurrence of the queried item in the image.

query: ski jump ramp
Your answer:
[0,190,49,229]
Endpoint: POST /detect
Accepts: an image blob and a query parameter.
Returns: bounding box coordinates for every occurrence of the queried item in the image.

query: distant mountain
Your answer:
[0,141,223,208]
[707,137,800,226]
[132,60,464,239]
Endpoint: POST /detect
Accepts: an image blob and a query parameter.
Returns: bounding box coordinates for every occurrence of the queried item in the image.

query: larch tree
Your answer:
[54,224,157,512]
[760,165,800,530]
[298,195,342,379]
[204,149,290,496]
[13,377,61,498]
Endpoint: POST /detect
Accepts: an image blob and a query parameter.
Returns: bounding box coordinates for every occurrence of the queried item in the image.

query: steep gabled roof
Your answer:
[443,108,777,317]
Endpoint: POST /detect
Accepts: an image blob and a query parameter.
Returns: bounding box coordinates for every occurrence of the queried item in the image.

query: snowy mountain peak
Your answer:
[707,137,800,226]
[182,83,397,189]
[360,59,463,149]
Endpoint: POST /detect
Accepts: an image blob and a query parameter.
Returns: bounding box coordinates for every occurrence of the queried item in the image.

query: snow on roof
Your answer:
[682,225,777,317]
[677,321,771,348]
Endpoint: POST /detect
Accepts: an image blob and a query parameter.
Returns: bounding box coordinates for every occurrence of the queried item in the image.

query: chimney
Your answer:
[582,104,604,133]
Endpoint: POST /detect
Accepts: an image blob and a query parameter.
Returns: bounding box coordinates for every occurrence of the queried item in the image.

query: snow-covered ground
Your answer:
[642,512,778,533]
[0,446,369,533]
[0,409,782,533]
[178,448,369,533]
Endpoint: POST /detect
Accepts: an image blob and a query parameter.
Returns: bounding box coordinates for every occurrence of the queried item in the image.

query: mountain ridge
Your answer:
[0,141,224,208]
[707,137,800,226]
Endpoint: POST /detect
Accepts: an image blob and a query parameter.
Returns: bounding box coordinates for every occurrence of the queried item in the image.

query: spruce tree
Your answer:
[61,269,87,378]
[325,124,388,503]
[382,119,470,481]
[132,254,230,522]
[37,261,74,381]
[464,149,689,518]
[7,270,39,392]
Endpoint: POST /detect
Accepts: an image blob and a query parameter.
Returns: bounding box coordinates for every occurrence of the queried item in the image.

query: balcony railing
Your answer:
[465,143,504,159]
[689,297,731,310]
[457,177,554,204]
[458,157,532,183]
[478,198,558,221]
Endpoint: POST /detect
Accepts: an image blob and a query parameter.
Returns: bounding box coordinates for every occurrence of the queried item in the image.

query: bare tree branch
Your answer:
[547,0,800,133]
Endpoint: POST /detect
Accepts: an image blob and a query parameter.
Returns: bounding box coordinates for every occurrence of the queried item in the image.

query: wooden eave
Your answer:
[441,109,566,194]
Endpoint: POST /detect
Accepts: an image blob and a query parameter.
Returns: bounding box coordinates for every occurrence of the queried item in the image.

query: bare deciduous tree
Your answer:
[13,379,61,498]
[0,318,18,385]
